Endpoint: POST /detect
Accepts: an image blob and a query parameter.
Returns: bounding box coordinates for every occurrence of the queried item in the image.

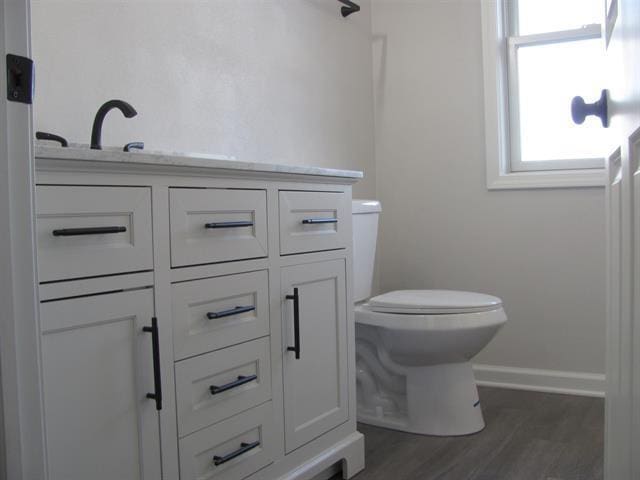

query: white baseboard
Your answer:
[472,364,605,398]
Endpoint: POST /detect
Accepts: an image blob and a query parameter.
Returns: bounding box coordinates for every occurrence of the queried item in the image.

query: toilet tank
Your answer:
[352,199,381,302]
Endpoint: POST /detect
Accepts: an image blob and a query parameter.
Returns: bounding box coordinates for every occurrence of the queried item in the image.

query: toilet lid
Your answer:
[367,290,502,314]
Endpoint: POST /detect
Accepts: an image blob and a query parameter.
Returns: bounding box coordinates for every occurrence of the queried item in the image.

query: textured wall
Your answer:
[31,0,376,197]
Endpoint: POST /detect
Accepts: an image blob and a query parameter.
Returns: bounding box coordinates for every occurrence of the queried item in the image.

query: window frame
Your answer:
[481,0,606,190]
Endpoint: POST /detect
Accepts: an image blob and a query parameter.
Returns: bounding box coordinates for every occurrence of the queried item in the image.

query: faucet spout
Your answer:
[90,99,138,150]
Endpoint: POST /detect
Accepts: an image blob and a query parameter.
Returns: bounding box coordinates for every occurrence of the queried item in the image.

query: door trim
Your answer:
[0,0,46,478]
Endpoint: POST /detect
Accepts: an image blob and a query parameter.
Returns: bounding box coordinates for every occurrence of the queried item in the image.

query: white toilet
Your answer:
[352,200,507,436]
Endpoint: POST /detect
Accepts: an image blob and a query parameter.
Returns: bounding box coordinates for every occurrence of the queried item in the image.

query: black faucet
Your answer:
[90,99,138,150]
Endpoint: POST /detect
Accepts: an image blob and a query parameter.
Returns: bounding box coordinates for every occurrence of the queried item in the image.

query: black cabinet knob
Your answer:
[571,89,609,128]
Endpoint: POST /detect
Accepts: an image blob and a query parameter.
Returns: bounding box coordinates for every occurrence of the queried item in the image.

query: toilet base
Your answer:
[357,361,485,436]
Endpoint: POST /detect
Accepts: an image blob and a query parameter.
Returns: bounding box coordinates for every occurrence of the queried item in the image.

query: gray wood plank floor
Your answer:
[336,387,604,480]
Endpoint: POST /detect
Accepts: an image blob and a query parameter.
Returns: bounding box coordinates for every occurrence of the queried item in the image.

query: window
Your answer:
[482,0,607,189]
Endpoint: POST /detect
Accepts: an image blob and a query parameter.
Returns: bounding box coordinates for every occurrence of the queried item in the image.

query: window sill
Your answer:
[487,168,606,190]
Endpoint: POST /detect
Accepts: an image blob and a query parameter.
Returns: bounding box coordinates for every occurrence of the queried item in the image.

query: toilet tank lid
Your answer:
[368,290,502,314]
[353,199,381,214]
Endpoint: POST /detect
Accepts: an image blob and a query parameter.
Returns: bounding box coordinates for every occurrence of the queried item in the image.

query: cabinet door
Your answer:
[281,259,349,452]
[39,289,162,480]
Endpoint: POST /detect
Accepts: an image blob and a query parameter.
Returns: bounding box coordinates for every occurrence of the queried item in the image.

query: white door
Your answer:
[602,0,640,477]
[281,259,349,453]
[0,0,45,479]
[39,289,162,480]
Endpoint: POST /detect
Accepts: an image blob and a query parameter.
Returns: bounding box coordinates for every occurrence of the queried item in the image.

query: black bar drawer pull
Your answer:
[52,226,127,237]
[205,221,254,229]
[143,317,163,411]
[207,305,255,320]
[209,374,258,395]
[286,288,301,359]
[213,441,260,466]
[301,218,338,225]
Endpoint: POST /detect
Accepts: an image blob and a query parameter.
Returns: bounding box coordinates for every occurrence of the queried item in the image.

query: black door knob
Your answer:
[571,89,609,128]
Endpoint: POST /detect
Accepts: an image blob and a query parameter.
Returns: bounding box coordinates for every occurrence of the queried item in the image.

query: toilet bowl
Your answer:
[352,200,507,436]
[355,290,506,436]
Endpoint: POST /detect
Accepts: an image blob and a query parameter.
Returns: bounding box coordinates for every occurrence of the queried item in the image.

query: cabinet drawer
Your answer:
[170,188,268,267]
[179,402,275,480]
[175,337,271,437]
[279,191,349,255]
[172,270,269,360]
[36,186,153,282]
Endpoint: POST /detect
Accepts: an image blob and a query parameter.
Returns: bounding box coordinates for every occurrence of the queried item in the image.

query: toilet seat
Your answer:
[367,289,502,315]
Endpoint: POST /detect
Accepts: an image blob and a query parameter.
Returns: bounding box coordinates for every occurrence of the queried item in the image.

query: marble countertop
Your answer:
[35,143,363,180]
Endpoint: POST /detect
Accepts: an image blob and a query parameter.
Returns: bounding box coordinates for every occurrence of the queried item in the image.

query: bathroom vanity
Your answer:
[34,145,364,480]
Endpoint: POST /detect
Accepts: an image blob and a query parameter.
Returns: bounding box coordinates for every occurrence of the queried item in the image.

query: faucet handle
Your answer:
[123,142,144,152]
[36,131,68,147]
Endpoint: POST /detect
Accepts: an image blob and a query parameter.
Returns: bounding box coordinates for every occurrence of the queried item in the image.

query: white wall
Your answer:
[371,0,606,377]
[31,0,376,197]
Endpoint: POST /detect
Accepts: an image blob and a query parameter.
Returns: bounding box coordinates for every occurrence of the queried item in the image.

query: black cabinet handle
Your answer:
[36,131,68,147]
[301,218,338,225]
[143,317,162,411]
[213,441,260,466]
[207,305,255,320]
[205,221,254,229]
[210,374,258,395]
[286,288,301,359]
[52,226,127,237]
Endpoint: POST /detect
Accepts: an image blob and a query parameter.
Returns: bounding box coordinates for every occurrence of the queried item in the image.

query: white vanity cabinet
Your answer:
[34,147,364,480]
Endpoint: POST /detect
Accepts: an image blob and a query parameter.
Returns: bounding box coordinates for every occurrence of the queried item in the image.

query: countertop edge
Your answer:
[34,145,364,182]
